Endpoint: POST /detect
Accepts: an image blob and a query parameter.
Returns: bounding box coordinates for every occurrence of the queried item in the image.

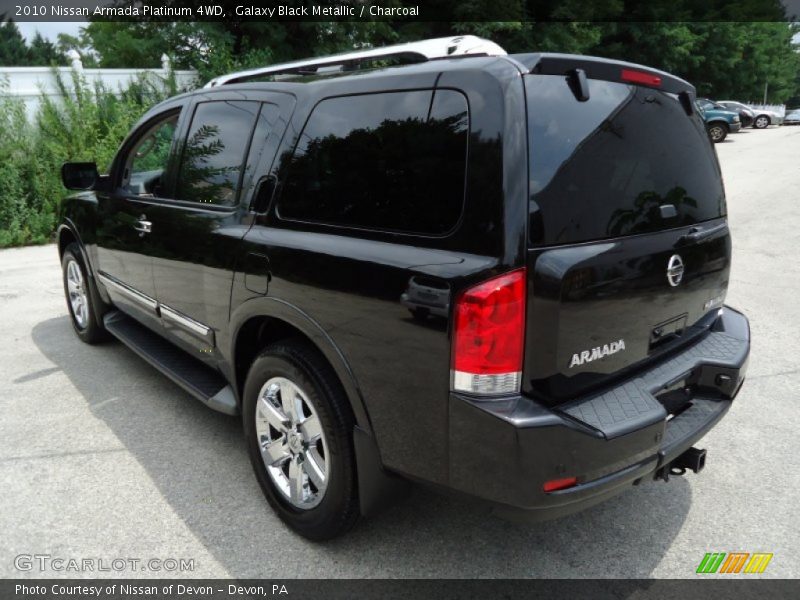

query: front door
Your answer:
[95,109,184,328]
[145,92,294,361]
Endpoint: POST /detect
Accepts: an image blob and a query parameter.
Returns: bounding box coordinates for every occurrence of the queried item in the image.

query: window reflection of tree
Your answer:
[178,124,237,204]
[281,111,468,235]
[607,187,699,237]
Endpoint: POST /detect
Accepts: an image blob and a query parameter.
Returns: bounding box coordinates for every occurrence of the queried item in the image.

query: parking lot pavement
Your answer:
[1,126,798,579]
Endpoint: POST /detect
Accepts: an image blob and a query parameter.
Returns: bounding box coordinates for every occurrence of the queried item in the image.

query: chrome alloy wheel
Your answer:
[255,377,329,509]
[66,259,89,329]
[709,125,725,142]
[755,116,769,129]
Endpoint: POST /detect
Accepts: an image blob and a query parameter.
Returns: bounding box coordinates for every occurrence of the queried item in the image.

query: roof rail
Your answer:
[203,36,507,88]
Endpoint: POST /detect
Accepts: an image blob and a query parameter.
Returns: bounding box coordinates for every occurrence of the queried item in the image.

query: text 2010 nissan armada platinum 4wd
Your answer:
[58,36,750,540]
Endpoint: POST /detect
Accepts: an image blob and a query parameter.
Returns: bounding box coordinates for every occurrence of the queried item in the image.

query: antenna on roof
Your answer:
[203,36,507,88]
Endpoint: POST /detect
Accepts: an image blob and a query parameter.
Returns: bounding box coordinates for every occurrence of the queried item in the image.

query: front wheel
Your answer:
[242,341,359,540]
[754,115,770,129]
[708,123,728,143]
[61,243,108,344]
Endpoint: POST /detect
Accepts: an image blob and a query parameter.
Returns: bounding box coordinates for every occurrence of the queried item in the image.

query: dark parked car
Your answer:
[58,37,750,540]
[716,100,755,128]
[696,99,742,142]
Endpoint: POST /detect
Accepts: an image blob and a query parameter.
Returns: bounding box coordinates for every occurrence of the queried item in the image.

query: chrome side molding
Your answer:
[160,304,215,347]
[97,271,158,313]
[97,271,215,347]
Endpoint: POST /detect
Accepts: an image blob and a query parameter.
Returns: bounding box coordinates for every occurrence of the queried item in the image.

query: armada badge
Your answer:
[569,340,626,368]
[667,254,685,287]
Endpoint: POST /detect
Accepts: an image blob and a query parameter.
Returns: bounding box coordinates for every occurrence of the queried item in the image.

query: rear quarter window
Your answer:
[526,75,726,246]
[276,89,469,236]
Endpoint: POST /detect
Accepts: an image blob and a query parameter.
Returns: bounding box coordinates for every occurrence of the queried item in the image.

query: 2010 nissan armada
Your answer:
[57,36,750,540]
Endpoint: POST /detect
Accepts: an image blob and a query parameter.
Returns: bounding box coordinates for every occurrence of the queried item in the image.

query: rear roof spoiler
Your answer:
[513,53,696,96]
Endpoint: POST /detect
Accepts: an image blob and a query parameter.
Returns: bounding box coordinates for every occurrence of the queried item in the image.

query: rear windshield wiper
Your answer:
[678,222,728,245]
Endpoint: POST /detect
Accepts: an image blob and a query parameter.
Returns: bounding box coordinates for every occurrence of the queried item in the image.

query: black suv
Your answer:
[58,37,750,540]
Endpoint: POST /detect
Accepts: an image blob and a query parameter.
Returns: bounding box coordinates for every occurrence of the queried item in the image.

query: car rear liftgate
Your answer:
[520,56,731,404]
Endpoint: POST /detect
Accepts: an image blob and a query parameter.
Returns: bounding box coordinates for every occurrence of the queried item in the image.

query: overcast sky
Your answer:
[15,21,87,42]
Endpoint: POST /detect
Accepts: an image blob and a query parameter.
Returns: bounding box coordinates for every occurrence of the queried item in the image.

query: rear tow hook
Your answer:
[656,447,707,482]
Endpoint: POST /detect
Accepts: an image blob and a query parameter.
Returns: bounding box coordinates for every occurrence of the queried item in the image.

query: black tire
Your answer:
[753,114,770,129]
[707,122,728,143]
[410,307,430,321]
[61,243,109,344]
[242,340,359,540]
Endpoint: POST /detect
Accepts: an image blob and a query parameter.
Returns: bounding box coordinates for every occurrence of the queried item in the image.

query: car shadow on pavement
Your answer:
[32,315,692,578]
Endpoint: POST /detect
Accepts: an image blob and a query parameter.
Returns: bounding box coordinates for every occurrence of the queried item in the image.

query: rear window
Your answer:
[276,89,469,236]
[526,75,725,246]
[176,100,260,206]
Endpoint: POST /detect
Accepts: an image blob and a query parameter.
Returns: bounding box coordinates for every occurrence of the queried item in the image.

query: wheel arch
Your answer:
[228,297,372,435]
[57,221,96,283]
[57,222,79,259]
[228,297,410,518]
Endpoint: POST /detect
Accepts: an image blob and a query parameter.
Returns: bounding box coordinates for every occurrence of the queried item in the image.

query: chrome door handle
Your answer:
[134,215,152,236]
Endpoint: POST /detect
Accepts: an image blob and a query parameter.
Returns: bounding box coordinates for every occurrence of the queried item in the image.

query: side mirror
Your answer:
[61,162,99,191]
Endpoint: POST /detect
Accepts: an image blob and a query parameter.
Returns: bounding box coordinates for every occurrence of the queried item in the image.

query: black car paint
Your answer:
[58,53,749,518]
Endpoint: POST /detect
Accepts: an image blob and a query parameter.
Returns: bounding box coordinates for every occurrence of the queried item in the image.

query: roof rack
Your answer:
[203,36,507,88]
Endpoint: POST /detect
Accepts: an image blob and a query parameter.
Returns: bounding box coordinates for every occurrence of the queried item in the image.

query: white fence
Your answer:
[0,52,197,121]
[748,103,786,116]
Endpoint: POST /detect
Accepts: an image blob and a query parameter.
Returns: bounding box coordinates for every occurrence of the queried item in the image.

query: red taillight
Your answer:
[543,477,578,493]
[451,269,525,396]
[621,68,662,87]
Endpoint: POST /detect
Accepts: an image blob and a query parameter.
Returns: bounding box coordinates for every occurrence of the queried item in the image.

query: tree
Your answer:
[0,20,28,66]
[68,0,800,101]
[27,32,67,66]
[56,32,99,67]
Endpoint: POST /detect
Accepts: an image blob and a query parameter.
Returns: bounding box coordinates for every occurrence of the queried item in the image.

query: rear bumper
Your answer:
[447,306,749,521]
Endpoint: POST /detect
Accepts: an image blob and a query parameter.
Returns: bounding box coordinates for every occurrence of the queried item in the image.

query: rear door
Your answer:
[146,91,294,360]
[523,73,730,402]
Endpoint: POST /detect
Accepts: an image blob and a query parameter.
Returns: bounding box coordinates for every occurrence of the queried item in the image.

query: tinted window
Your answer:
[176,101,260,205]
[241,103,281,189]
[527,76,725,245]
[277,90,468,235]
[123,113,179,196]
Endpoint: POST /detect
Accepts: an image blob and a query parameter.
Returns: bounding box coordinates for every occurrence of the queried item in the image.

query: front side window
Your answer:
[276,89,469,235]
[175,101,260,206]
[122,113,179,197]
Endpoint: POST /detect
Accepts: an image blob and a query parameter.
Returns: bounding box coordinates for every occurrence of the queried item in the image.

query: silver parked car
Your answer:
[783,109,800,125]
[718,101,783,128]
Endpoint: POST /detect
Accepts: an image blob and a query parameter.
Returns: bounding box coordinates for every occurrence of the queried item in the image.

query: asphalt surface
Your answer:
[1,125,799,579]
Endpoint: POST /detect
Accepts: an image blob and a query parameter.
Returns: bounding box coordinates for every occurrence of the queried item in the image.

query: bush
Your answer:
[0,70,187,248]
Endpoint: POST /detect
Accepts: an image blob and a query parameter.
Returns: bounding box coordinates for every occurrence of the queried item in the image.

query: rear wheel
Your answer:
[61,243,108,344]
[754,115,770,129]
[242,341,359,540]
[708,123,728,143]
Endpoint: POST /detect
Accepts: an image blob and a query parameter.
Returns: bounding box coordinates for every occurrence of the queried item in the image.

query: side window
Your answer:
[276,89,469,235]
[175,100,260,206]
[122,113,179,197]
